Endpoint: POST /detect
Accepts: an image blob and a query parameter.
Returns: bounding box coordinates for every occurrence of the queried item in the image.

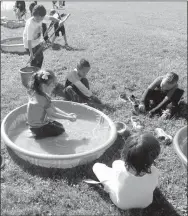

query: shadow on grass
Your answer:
[51,43,86,52]
[91,186,182,216]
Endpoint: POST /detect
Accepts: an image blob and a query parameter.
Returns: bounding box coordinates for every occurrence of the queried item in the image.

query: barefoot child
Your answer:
[92,133,161,210]
[137,72,184,119]
[27,69,77,139]
[49,9,69,48]
[64,59,98,103]
[23,4,65,68]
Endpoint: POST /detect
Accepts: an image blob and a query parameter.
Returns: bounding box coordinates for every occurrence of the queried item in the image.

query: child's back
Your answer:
[93,133,161,210]
[27,91,51,127]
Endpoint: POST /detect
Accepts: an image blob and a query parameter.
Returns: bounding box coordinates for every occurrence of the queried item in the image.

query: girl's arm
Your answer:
[51,104,75,117]
[47,106,76,121]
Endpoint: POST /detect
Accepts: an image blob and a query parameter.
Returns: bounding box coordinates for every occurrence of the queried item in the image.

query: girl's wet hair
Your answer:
[77,59,90,70]
[28,69,56,96]
[121,132,160,176]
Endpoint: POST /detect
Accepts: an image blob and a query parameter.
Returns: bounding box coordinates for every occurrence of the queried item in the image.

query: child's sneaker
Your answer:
[161,109,171,120]
[128,95,139,106]
[119,93,128,102]
[154,128,172,145]
[128,95,140,115]
[131,116,144,130]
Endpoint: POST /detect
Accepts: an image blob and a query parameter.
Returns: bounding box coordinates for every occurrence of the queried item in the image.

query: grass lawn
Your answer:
[1,2,187,216]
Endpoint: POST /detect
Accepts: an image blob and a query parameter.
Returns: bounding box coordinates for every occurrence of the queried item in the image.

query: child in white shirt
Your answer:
[93,132,161,210]
[23,4,65,68]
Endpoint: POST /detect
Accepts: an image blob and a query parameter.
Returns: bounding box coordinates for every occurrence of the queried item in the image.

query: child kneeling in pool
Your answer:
[93,133,160,210]
[64,59,99,103]
[27,69,77,139]
[136,72,184,119]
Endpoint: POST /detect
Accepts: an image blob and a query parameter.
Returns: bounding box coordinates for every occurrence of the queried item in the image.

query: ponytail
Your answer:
[28,69,56,96]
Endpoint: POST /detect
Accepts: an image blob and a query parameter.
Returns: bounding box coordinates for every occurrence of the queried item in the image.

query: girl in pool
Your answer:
[92,132,161,210]
[27,69,77,139]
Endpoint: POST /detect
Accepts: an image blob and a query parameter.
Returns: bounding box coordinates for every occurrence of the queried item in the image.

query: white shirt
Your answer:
[93,160,159,210]
[66,69,92,97]
[23,16,51,48]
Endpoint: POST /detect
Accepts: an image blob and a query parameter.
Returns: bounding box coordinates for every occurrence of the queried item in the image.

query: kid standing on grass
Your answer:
[64,59,99,103]
[29,2,50,46]
[92,133,161,210]
[133,72,184,119]
[49,9,69,48]
[23,5,65,68]
[27,69,77,139]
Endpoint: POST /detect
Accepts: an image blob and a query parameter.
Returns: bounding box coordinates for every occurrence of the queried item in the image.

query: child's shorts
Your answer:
[54,22,65,37]
[30,120,65,139]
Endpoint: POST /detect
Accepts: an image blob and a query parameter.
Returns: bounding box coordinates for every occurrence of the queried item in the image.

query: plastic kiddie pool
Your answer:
[1,101,117,168]
[173,126,187,168]
[2,20,25,29]
[1,37,26,54]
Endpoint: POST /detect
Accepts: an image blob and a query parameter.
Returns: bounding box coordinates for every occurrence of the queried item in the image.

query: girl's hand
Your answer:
[68,113,77,122]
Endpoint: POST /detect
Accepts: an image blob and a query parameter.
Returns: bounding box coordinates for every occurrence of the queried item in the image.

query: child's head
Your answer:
[32,5,46,23]
[29,2,37,15]
[121,132,160,176]
[160,72,179,91]
[49,9,56,16]
[77,59,91,78]
[29,69,57,95]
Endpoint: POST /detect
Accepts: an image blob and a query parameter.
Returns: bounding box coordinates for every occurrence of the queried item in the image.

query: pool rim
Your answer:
[173,125,187,166]
[1,101,117,160]
[1,37,24,47]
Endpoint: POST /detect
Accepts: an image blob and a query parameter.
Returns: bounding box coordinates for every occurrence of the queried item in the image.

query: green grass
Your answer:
[1,2,187,216]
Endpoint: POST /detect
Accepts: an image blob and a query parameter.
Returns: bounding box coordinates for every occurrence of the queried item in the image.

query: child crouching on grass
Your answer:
[64,59,99,103]
[27,69,77,139]
[23,5,66,68]
[133,72,184,119]
[93,132,161,210]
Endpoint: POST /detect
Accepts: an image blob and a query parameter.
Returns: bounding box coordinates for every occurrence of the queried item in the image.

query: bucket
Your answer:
[20,66,40,88]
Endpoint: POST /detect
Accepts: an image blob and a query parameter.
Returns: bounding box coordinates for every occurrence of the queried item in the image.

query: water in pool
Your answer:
[9,119,110,155]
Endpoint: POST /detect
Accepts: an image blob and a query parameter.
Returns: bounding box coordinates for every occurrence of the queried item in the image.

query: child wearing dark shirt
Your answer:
[138,72,184,119]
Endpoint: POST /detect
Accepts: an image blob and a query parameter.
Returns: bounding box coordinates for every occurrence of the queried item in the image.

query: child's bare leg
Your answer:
[63,34,68,46]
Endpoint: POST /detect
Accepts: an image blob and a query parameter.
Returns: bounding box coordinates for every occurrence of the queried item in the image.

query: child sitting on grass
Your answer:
[93,132,161,210]
[23,4,65,68]
[136,72,184,119]
[49,9,70,48]
[27,69,77,139]
[64,59,99,103]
